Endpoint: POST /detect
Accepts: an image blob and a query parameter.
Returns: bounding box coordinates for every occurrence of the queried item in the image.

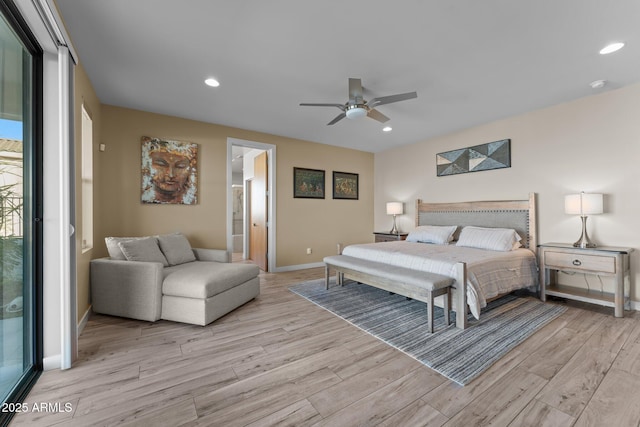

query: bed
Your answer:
[325,193,538,330]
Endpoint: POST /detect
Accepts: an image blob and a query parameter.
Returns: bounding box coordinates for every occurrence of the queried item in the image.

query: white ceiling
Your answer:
[55,0,640,153]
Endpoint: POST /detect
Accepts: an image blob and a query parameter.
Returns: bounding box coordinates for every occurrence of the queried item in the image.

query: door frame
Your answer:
[227,138,276,272]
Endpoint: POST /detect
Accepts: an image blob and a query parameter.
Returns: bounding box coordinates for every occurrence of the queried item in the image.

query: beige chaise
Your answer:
[90,233,260,326]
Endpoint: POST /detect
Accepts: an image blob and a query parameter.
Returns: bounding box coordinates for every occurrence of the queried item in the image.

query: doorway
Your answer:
[227,138,276,272]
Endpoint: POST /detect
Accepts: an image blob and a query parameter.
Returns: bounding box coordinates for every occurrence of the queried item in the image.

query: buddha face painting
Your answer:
[141,136,198,204]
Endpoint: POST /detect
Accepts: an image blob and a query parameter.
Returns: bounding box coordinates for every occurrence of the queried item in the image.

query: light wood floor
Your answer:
[10,267,640,427]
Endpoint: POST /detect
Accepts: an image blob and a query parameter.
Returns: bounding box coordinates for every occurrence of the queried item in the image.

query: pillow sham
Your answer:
[118,237,169,266]
[456,226,522,252]
[406,225,457,244]
[158,232,196,266]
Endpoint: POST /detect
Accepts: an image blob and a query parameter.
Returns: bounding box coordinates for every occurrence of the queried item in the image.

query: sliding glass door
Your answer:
[0,0,42,420]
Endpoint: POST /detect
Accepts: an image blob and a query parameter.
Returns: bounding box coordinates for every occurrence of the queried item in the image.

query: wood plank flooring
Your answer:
[9,267,640,427]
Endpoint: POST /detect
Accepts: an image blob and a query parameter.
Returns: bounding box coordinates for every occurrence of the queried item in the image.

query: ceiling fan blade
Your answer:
[300,103,346,110]
[367,108,390,123]
[327,112,346,125]
[367,91,417,108]
[348,78,363,102]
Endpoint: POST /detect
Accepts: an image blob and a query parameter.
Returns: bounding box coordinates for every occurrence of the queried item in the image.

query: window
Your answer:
[0,0,43,421]
[81,105,93,251]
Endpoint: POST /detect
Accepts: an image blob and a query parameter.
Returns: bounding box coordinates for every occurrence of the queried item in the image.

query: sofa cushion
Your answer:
[162,261,260,299]
[158,232,196,266]
[118,237,169,266]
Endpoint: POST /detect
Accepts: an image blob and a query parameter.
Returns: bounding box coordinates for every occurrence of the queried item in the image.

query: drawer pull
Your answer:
[572,259,582,266]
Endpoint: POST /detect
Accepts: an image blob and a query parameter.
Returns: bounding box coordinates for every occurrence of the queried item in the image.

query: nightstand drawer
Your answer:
[544,251,615,273]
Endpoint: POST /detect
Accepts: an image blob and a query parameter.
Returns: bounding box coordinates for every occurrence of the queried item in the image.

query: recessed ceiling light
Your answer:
[383,126,392,132]
[590,80,607,89]
[599,42,625,55]
[205,77,220,87]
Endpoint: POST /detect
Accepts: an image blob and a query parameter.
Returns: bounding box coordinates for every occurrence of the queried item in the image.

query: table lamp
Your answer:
[564,192,603,248]
[386,202,403,234]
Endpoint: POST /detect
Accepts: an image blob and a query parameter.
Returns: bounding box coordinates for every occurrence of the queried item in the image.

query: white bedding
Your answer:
[341,241,538,319]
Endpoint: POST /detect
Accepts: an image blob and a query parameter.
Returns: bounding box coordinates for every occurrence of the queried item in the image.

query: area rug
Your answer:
[289,278,566,385]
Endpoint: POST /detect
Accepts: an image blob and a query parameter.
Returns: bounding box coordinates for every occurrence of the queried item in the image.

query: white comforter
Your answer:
[341,241,538,319]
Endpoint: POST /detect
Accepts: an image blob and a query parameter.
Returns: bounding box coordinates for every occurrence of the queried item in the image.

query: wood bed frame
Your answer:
[331,193,537,330]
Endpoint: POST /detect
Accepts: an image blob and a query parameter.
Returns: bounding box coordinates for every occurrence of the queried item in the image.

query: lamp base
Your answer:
[573,215,596,248]
[389,215,399,234]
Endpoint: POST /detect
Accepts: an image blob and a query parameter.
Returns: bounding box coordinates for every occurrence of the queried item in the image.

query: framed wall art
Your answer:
[436,138,511,177]
[293,167,325,199]
[141,136,198,204]
[332,171,359,200]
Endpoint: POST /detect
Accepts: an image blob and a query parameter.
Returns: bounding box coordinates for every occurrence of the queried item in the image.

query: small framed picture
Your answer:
[332,171,359,200]
[293,167,325,199]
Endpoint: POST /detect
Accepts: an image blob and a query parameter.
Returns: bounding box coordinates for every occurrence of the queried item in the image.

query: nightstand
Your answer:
[373,232,408,243]
[538,243,633,317]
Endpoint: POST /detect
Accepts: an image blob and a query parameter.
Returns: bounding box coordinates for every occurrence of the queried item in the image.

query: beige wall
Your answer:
[74,63,101,322]
[98,106,374,268]
[374,82,640,300]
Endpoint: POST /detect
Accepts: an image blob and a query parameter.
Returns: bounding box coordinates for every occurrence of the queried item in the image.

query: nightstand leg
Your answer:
[615,254,624,317]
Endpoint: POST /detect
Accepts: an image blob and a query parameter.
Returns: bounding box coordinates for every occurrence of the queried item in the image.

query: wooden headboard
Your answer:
[415,193,537,249]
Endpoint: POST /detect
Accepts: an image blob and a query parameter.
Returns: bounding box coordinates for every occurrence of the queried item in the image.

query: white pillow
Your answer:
[158,232,196,266]
[406,225,457,244]
[118,237,169,266]
[456,226,522,251]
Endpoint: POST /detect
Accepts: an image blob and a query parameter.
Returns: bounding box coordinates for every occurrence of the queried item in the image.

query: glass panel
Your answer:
[0,11,33,403]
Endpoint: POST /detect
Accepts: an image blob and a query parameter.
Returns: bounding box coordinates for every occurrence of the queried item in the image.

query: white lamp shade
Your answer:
[386,202,403,215]
[565,193,603,215]
[346,106,367,120]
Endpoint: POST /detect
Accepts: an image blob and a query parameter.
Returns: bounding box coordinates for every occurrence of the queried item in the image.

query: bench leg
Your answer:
[443,290,451,327]
[325,264,330,290]
[427,292,434,333]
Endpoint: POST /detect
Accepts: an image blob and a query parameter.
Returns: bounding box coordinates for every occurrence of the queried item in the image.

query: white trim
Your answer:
[42,354,61,371]
[227,138,277,272]
[31,0,78,62]
[77,306,91,337]
[274,262,325,273]
[58,46,72,370]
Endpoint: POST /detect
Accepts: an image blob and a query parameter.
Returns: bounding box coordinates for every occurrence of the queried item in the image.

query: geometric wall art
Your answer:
[436,138,511,177]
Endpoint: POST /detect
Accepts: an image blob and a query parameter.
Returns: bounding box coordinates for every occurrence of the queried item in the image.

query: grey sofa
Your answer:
[90,233,260,326]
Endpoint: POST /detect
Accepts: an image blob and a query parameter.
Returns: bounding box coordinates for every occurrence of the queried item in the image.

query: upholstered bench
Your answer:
[323,255,454,332]
[90,233,260,326]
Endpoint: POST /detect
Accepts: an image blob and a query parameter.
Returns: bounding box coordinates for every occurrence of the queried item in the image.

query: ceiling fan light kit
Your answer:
[300,78,417,126]
[345,105,368,119]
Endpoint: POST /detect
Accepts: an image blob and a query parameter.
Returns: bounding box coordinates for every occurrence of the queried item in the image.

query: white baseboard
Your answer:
[78,305,91,336]
[273,262,325,272]
[43,354,61,371]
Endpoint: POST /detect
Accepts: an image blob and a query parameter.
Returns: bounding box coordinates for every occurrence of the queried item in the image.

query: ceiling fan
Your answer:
[300,78,418,125]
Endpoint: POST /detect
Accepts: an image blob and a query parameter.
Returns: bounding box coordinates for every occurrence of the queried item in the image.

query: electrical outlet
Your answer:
[306,248,312,255]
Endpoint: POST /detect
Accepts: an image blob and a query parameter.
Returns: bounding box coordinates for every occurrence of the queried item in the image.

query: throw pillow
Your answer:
[118,237,169,266]
[158,232,196,266]
[105,236,144,260]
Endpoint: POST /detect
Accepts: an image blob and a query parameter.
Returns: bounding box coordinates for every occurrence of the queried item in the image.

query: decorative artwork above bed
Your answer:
[436,138,510,176]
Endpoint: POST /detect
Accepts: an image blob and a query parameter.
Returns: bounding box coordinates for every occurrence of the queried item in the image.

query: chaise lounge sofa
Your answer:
[90,232,260,326]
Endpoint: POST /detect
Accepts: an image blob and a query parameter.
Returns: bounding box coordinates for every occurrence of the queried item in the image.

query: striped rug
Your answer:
[289,278,566,385]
